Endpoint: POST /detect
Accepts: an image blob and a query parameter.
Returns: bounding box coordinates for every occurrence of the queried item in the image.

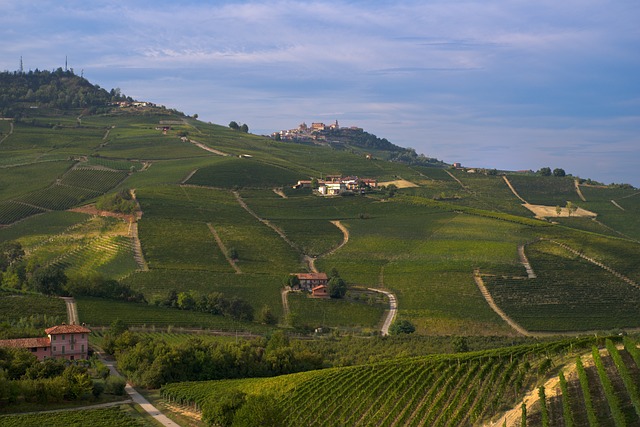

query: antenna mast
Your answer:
[19,56,23,73]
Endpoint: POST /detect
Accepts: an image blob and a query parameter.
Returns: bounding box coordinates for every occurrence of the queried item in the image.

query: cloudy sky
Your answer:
[1,0,639,185]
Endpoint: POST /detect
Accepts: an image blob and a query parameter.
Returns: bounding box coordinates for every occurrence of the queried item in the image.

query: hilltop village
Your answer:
[272,120,362,142]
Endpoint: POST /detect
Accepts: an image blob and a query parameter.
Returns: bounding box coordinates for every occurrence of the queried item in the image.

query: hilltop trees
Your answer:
[538,167,552,176]
[229,121,249,133]
[0,69,129,116]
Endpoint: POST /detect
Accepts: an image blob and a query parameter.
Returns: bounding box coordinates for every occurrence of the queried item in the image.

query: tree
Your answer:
[259,305,277,325]
[0,241,24,271]
[286,274,300,289]
[240,123,249,133]
[555,205,562,217]
[193,113,198,119]
[538,167,551,176]
[177,292,196,310]
[553,168,566,177]
[566,201,578,217]
[328,276,347,299]
[229,121,240,130]
[29,265,68,295]
[452,336,469,353]
[389,319,416,335]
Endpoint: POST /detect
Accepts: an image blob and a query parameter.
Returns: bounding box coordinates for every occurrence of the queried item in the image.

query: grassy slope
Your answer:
[1,109,639,335]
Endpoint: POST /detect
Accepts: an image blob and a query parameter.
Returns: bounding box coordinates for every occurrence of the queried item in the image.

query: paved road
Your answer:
[101,357,182,427]
[368,288,397,336]
[60,296,79,324]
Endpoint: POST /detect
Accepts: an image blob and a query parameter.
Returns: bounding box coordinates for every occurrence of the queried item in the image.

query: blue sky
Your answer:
[1,0,639,185]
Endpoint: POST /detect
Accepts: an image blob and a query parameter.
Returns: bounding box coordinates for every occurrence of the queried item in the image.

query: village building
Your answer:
[292,273,328,291]
[318,182,347,196]
[311,284,330,298]
[0,323,91,361]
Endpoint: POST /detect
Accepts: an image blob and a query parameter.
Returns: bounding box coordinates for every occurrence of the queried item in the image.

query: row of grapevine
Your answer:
[87,156,142,171]
[61,168,128,193]
[17,184,100,210]
[530,339,640,427]
[0,200,45,225]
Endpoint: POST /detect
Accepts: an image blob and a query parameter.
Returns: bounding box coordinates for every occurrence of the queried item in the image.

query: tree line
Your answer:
[0,348,126,406]
[105,325,323,389]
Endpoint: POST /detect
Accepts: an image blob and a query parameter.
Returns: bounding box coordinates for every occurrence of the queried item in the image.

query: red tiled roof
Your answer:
[45,324,91,335]
[294,273,328,281]
[0,337,50,349]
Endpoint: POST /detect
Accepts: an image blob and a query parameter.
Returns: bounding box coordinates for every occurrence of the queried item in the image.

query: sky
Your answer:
[1,0,639,186]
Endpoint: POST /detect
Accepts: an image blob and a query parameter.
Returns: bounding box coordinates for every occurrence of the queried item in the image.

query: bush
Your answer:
[389,319,416,335]
[105,375,126,396]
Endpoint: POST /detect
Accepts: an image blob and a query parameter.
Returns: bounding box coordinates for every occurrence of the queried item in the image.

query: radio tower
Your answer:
[65,56,68,72]
[19,56,23,73]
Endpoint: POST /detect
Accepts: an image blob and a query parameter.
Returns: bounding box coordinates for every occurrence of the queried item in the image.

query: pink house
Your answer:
[0,323,91,361]
[46,324,91,361]
[0,337,51,360]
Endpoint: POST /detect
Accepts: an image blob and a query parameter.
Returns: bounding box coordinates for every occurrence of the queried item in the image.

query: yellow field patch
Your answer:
[379,179,419,188]
[523,203,597,219]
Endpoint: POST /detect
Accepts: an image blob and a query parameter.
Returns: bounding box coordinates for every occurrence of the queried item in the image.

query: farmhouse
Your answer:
[0,323,91,361]
[312,284,330,298]
[293,272,328,291]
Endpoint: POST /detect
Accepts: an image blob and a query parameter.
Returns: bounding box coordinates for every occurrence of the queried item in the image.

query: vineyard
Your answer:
[525,337,640,426]
[0,406,152,427]
[484,239,640,332]
[505,175,582,206]
[161,337,602,426]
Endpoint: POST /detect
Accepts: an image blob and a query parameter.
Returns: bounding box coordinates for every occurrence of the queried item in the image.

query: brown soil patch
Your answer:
[379,179,419,188]
[523,203,597,219]
[68,204,141,221]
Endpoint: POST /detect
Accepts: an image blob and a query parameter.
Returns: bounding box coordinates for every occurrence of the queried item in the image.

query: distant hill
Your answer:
[0,68,129,117]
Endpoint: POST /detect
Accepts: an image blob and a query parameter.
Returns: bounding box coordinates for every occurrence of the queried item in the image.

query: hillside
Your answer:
[1,72,640,425]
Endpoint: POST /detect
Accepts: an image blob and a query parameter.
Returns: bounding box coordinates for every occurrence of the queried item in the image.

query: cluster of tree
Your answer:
[94,189,137,215]
[65,273,146,303]
[0,348,125,405]
[387,148,446,167]
[105,326,322,389]
[1,246,144,304]
[327,268,347,299]
[389,319,416,335]
[537,167,567,177]
[0,69,129,117]
[328,127,403,152]
[228,121,249,133]
[154,290,256,322]
[0,241,24,273]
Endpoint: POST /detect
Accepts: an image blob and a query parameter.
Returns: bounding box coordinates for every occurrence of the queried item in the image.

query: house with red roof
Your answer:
[0,323,91,361]
[311,284,330,298]
[292,272,329,291]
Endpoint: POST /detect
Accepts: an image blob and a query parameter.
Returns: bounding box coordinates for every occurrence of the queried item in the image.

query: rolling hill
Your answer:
[1,71,639,426]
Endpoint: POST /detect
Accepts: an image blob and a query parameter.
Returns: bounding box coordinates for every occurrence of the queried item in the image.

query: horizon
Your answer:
[1,1,638,186]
